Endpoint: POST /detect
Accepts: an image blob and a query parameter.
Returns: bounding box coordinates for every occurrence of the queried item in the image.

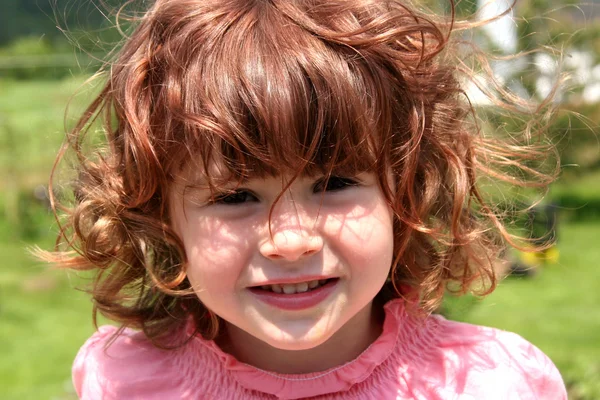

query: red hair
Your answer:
[41,0,558,345]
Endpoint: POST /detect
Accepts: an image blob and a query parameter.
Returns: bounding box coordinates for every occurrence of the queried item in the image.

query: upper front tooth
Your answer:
[270,281,322,294]
[295,282,309,293]
[271,284,283,293]
[282,284,296,294]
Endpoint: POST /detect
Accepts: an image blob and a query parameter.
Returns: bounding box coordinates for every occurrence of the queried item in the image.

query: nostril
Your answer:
[259,231,323,261]
[262,246,320,262]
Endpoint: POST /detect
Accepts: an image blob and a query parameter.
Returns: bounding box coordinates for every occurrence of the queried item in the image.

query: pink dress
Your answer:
[73,299,567,399]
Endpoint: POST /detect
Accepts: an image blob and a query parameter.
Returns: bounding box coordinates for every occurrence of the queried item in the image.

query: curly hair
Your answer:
[41,0,558,345]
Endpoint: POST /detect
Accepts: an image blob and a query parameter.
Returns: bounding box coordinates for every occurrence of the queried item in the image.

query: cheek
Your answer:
[180,218,254,292]
[325,202,394,266]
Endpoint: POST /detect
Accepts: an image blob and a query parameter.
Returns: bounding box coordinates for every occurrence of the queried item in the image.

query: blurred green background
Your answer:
[0,1,599,399]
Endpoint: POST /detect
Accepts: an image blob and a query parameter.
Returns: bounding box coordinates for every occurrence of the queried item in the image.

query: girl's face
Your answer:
[170,168,394,353]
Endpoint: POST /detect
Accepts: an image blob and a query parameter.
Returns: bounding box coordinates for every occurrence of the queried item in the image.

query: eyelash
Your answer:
[313,176,359,193]
[210,176,359,205]
[211,190,258,205]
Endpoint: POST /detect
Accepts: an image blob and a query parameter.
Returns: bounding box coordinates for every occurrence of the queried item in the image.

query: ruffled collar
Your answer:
[190,299,432,399]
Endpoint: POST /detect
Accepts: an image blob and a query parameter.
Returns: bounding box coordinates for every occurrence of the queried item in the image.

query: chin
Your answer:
[267,337,328,351]
[259,324,338,351]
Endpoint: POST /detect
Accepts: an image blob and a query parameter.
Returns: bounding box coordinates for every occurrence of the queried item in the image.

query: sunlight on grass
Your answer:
[0,244,96,400]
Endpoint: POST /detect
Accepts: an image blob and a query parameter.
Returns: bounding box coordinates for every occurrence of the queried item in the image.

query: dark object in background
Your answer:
[528,203,559,246]
[509,204,560,277]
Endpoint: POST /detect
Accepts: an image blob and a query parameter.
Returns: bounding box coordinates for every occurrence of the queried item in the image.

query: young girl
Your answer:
[46,0,567,398]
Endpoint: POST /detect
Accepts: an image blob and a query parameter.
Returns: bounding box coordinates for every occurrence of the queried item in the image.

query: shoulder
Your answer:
[72,326,188,399]
[430,315,567,399]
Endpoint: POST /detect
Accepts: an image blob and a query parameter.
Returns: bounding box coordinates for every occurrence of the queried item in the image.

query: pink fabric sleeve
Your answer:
[503,331,568,399]
[72,326,116,399]
[433,316,568,400]
[72,326,186,400]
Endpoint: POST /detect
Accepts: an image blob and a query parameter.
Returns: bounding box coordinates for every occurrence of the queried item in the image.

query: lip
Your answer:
[247,278,339,311]
[249,276,334,287]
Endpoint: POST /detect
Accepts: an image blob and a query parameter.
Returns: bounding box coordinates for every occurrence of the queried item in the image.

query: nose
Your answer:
[259,200,323,262]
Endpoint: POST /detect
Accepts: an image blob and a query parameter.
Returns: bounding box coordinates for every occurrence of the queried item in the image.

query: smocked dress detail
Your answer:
[73,299,567,399]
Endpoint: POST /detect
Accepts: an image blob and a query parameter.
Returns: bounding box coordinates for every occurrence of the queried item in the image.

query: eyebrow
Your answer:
[179,173,251,191]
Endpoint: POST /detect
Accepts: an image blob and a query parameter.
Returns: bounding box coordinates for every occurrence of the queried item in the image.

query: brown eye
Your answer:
[212,190,258,205]
[313,176,358,193]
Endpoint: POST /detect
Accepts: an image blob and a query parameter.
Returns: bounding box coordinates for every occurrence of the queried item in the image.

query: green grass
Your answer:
[550,170,600,200]
[0,232,96,399]
[0,76,98,187]
[0,75,102,399]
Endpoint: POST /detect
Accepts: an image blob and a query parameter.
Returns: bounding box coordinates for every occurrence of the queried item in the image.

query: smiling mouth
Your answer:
[248,278,340,310]
[253,278,337,294]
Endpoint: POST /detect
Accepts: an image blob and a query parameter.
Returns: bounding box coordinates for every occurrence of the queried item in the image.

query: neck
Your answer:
[218,301,385,374]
